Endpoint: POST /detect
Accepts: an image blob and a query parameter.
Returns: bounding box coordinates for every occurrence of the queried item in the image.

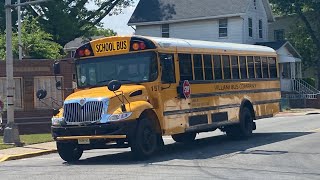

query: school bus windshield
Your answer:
[75,51,158,88]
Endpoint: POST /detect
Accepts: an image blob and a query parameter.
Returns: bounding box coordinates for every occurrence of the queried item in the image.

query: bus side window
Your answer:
[231,56,240,79]
[160,54,176,83]
[203,54,213,80]
[213,55,222,80]
[193,54,204,80]
[255,56,262,78]
[179,54,193,81]
[262,57,269,78]
[269,57,278,78]
[247,56,255,78]
[239,56,247,79]
[222,55,231,79]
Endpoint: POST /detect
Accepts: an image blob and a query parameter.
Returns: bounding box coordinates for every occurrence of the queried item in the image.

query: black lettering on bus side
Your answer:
[112,42,116,51]
[102,43,106,52]
[123,41,127,49]
[96,44,100,53]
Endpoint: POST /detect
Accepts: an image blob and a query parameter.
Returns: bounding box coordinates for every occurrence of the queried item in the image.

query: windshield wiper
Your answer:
[97,79,112,84]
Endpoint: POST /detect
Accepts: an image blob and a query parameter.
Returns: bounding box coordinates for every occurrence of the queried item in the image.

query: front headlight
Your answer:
[51,117,64,126]
[108,112,132,122]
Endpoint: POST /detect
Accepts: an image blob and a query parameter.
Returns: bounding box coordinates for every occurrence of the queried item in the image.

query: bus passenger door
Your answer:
[159,54,184,134]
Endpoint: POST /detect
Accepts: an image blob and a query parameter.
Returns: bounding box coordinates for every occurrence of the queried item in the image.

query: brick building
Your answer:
[0,59,74,134]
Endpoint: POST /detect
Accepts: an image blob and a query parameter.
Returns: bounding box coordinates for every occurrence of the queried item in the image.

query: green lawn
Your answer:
[0,133,53,150]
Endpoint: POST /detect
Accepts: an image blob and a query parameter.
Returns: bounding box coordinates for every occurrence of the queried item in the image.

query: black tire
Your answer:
[57,142,83,162]
[130,117,160,159]
[226,107,254,139]
[171,132,196,143]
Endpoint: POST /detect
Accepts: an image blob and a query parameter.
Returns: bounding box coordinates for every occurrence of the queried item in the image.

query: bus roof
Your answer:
[138,36,276,54]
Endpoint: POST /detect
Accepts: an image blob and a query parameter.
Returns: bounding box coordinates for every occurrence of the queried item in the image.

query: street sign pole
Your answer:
[3,0,20,145]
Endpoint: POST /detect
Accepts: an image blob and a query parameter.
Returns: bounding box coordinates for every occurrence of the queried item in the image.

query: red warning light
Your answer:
[78,50,84,57]
[139,43,146,50]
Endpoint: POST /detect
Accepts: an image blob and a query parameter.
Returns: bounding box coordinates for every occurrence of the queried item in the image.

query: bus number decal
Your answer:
[151,85,160,92]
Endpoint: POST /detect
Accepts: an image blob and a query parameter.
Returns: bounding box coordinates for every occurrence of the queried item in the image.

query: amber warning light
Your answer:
[131,42,146,51]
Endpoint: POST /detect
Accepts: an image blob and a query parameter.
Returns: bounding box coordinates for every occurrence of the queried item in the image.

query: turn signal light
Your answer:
[84,49,91,56]
[132,43,139,51]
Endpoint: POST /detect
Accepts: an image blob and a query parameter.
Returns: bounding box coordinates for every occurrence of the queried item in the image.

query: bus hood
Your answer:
[65,85,147,101]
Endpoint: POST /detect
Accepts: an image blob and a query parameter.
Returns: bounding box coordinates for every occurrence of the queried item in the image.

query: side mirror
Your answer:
[56,81,62,89]
[108,80,121,91]
[36,89,47,100]
[53,62,61,75]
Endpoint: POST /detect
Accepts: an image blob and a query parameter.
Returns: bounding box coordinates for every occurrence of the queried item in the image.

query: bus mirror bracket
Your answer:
[36,89,62,116]
[107,80,129,112]
[53,61,61,75]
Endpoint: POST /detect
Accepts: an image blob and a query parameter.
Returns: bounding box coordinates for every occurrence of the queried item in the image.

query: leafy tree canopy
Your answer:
[24,0,134,46]
[0,17,63,60]
[270,0,320,88]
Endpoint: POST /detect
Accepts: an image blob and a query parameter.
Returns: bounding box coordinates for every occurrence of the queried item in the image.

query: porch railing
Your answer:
[290,79,320,99]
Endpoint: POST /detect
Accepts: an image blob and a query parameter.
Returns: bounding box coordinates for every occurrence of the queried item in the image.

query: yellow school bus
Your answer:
[49,35,280,162]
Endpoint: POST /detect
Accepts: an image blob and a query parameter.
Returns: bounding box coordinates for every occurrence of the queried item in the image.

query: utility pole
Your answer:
[3,0,51,145]
[18,0,22,60]
[3,0,20,145]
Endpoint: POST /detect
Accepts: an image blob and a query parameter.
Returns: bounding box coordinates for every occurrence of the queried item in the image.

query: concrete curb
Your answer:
[0,149,57,162]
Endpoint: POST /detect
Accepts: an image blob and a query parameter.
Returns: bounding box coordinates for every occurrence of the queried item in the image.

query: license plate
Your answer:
[78,138,90,144]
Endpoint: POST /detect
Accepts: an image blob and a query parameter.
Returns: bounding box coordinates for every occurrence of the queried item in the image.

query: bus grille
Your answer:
[63,101,104,123]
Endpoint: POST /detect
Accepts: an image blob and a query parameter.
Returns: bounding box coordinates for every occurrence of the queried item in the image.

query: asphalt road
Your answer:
[1,115,320,180]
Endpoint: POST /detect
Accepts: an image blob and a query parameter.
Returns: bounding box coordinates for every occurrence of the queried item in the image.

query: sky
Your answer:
[86,0,139,35]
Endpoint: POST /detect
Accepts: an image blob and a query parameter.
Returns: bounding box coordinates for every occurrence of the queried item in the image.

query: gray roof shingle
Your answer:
[128,0,250,25]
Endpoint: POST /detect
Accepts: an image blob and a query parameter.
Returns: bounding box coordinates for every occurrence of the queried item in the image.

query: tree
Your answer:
[87,27,117,37]
[270,0,320,89]
[0,1,18,32]
[24,0,134,46]
[0,17,63,60]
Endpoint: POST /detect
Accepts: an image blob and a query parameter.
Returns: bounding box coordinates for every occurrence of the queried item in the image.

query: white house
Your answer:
[128,0,319,102]
[128,0,274,44]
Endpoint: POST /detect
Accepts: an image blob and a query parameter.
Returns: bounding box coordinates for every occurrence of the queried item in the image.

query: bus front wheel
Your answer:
[57,142,83,162]
[171,132,196,143]
[130,117,159,159]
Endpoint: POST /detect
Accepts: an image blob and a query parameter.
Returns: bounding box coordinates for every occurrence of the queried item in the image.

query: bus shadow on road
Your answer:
[68,131,312,165]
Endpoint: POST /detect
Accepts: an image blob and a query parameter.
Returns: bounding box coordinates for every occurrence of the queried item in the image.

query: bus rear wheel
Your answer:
[226,107,254,139]
[172,132,196,143]
[130,117,160,159]
[57,142,83,162]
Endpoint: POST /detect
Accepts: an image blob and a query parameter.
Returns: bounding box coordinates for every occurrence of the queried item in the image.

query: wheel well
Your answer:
[240,100,255,120]
[139,109,162,134]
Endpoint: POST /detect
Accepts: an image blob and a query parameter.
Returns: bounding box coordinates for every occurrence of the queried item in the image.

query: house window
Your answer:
[248,18,253,37]
[162,24,169,38]
[274,29,285,41]
[259,20,263,38]
[219,19,228,37]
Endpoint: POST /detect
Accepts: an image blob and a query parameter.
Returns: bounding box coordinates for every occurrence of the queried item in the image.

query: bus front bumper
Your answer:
[51,120,137,142]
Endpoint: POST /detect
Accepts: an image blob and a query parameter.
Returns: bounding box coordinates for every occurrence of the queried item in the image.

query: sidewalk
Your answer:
[0,141,57,162]
[275,108,320,117]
